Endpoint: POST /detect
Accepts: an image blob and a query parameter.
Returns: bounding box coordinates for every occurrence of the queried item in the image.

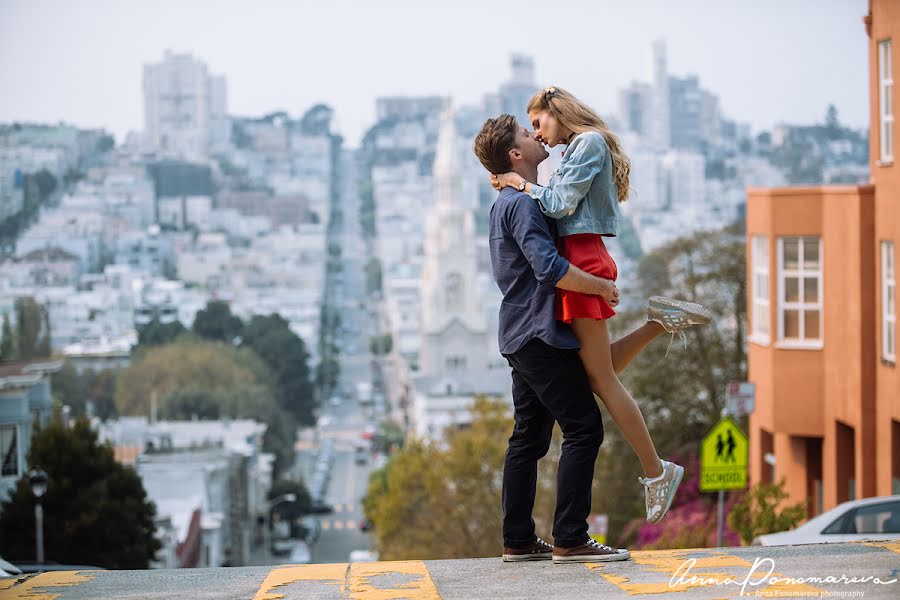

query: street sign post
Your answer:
[725,381,756,417]
[700,416,749,546]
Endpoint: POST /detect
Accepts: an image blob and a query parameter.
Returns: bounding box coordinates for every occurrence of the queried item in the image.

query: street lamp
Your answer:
[29,467,48,564]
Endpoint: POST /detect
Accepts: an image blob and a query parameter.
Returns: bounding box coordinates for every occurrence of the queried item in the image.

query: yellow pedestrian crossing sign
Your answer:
[700,416,748,492]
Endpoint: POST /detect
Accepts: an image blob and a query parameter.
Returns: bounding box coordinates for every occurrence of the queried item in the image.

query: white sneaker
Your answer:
[647,296,713,355]
[639,460,684,524]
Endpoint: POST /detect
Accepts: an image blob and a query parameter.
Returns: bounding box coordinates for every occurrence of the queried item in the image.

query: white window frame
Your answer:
[750,235,771,345]
[883,240,896,363]
[879,39,894,163]
[777,237,824,349]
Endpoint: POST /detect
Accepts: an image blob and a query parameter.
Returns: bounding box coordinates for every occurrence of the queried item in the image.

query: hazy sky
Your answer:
[0,0,870,147]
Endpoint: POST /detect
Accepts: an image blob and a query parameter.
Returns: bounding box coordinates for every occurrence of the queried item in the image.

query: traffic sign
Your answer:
[725,381,756,416]
[700,416,749,492]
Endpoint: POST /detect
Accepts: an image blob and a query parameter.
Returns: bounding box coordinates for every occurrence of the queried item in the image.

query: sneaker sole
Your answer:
[553,550,631,563]
[502,553,553,562]
[649,296,712,325]
[648,464,684,524]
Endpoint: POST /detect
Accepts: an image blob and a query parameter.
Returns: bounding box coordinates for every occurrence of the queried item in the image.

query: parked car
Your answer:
[348,550,378,563]
[271,538,295,556]
[754,495,900,546]
[354,443,368,466]
[300,516,321,544]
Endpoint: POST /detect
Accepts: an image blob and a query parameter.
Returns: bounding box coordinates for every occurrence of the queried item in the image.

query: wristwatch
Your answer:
[517,180,527,192]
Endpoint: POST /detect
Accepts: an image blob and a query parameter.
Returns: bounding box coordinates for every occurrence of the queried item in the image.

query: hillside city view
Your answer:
[1,1,899,599]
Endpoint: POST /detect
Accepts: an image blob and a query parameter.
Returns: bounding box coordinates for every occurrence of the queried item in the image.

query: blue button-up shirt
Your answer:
[489,187,579,355]
[529,131,620,237]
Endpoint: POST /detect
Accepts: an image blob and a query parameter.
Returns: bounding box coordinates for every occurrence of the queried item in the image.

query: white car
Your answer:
[348,550,378,563]
[754,495,900,546]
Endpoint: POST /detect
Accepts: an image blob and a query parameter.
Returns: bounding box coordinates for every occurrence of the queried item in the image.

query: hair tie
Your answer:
[545,86,557,98]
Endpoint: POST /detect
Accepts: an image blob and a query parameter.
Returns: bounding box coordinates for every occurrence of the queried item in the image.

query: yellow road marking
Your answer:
[253,561,441,600]
[0,571,96,600]
[587,549,824,596]
[865,540,900,554]
[253,563,346,600]
[347,561,441,599]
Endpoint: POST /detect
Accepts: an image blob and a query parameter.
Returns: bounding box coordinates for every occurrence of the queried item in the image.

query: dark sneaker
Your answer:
[553,539,631,563]
[502,537,553,562]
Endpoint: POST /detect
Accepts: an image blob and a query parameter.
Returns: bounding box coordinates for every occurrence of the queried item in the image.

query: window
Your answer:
[822,501,900,535]
[879,40,894,162]
[777,237,823,347]
[445,356,466,370]
[1,425,18,478]
[883,241,896,362]
[751,236,770,344]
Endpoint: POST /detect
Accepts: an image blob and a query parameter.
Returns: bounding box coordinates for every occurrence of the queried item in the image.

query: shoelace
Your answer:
[535,536,552,549]
[586,539,617,553]
[664,329,689,357]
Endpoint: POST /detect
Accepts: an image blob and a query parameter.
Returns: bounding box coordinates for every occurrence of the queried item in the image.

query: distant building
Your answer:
[669,75,721,152]
[143,51,228,161]
[497,54,539,130]
[376,97,447,122]
[648,40,671,150]
[100,418,272,569]
[746,0,900,519]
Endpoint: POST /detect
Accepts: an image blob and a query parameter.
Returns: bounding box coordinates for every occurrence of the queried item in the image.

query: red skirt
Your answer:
[556,233,618,323]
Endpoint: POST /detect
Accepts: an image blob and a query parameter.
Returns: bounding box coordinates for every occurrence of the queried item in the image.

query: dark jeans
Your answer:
[502,337,604,549]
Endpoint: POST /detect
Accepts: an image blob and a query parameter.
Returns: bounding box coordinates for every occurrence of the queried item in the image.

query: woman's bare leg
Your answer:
[610,321,665,374]
[572,318,663,478]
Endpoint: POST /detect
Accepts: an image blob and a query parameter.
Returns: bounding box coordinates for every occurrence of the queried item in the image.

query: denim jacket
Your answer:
[529,131,619,237]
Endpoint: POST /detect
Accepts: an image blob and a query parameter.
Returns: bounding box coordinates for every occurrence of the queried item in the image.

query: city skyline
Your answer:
[0,0,869,146]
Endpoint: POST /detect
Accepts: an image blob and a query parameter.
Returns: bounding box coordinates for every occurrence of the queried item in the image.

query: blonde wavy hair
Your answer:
[527,86,631,202]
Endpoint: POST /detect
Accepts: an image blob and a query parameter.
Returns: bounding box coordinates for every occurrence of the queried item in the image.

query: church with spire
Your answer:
[411,108,508,439]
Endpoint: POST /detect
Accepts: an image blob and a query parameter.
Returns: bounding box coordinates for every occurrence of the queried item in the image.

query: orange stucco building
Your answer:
[747,0,900,517]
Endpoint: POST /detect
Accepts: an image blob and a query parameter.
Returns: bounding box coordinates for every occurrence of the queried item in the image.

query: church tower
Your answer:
[419,108,485,377]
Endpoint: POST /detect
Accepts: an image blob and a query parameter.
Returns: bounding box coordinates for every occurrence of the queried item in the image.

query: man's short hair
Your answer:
[473,114,518,174]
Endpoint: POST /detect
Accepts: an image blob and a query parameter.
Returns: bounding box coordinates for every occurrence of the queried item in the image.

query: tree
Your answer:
[268,478,312,522]
[137,319,186,347]
[364,398,510,560]
[51,361,118,421]
[593,221,749,545]
[14,297,50,360]
[372,420,405,455]
[192,301,243,344]
[114,338,297,477]
[0,418,160,568]
[33,169,57,200]
[241,314,315,426]
[0,312,14,360]
[728,480,807,545]
[369,334,393,356]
